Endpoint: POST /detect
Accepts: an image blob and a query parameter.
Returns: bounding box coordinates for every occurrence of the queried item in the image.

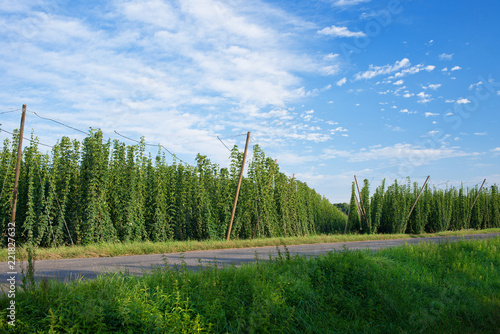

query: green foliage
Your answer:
[0,130,345,247]
[360,179,371,233]
[364,178,498,234]
[490,185,500,228]
[79,129,116,244]
[370,179,385,233]
[333,202,348,215]
[0,136,17,243]
[346,182,360,233]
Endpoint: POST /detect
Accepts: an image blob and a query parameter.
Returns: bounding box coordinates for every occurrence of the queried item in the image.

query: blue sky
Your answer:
[1,0,499,202]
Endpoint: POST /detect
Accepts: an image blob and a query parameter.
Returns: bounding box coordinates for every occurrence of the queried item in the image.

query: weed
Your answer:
[20,243,36,293]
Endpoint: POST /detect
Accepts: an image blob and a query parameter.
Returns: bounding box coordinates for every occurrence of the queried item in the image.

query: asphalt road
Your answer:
[1,233,498,286]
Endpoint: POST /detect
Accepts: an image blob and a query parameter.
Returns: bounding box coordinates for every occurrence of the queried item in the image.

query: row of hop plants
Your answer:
[0,129,346,247]
[347,178,500,234]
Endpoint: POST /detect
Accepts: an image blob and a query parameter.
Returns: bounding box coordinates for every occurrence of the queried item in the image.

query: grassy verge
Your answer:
[1,237,499,333]
[1,228,499,261]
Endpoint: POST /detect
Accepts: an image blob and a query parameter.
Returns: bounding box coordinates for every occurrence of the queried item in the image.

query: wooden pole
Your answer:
[226,131,251,241]
[406,175,430,221]
[354,175,369,232]
[10,104,26,228]
[353,191,361,218]
[468,179,486,226]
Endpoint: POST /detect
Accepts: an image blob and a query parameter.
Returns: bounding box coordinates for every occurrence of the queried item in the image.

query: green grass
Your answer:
[2,228,499,261]
[1,237,499,333]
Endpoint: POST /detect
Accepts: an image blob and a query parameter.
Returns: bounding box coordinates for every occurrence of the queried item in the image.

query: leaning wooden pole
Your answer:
[406,175,430,221]
[468,179,486,226]
[226,131,251,241]
[353,192,361,218]
[10,104,27,228]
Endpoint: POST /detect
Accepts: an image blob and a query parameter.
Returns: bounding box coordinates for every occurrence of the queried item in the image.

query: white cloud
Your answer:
[393,80,404,85]
[330,126,348,134]
[427,84,441,90]
[491,147,500,152]
[403,93,414,98]
[445,99,455,103]
[474,132,487,136]
[354,58,410,80]
[417,91,432,104]
[451,66,462,71]
[392,63,435,79]
[400,109,417,114]
[318,25,367,38]
[469,81,483,90]
[425,112,439,117]
[456,98,471,104]
[325,53,340,60]
[441,67,448,72]
[322,65,341,75]
[336,77,347,86]
[439,53,454,60]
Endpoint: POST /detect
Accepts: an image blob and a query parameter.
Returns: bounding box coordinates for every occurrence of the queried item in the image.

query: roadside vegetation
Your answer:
[1,237,499,333]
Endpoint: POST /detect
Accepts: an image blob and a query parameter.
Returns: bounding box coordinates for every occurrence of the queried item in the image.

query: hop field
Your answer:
[0,129,345,248]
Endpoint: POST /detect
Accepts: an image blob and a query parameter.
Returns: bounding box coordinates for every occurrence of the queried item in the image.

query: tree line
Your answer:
[346,178,500,234]
[0,129,346,247]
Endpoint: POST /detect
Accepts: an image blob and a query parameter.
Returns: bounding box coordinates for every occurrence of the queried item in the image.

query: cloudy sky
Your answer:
[1,0,499,202]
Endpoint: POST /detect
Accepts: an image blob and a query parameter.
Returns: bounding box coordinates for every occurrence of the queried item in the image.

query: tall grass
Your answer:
[1,237,499,333]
